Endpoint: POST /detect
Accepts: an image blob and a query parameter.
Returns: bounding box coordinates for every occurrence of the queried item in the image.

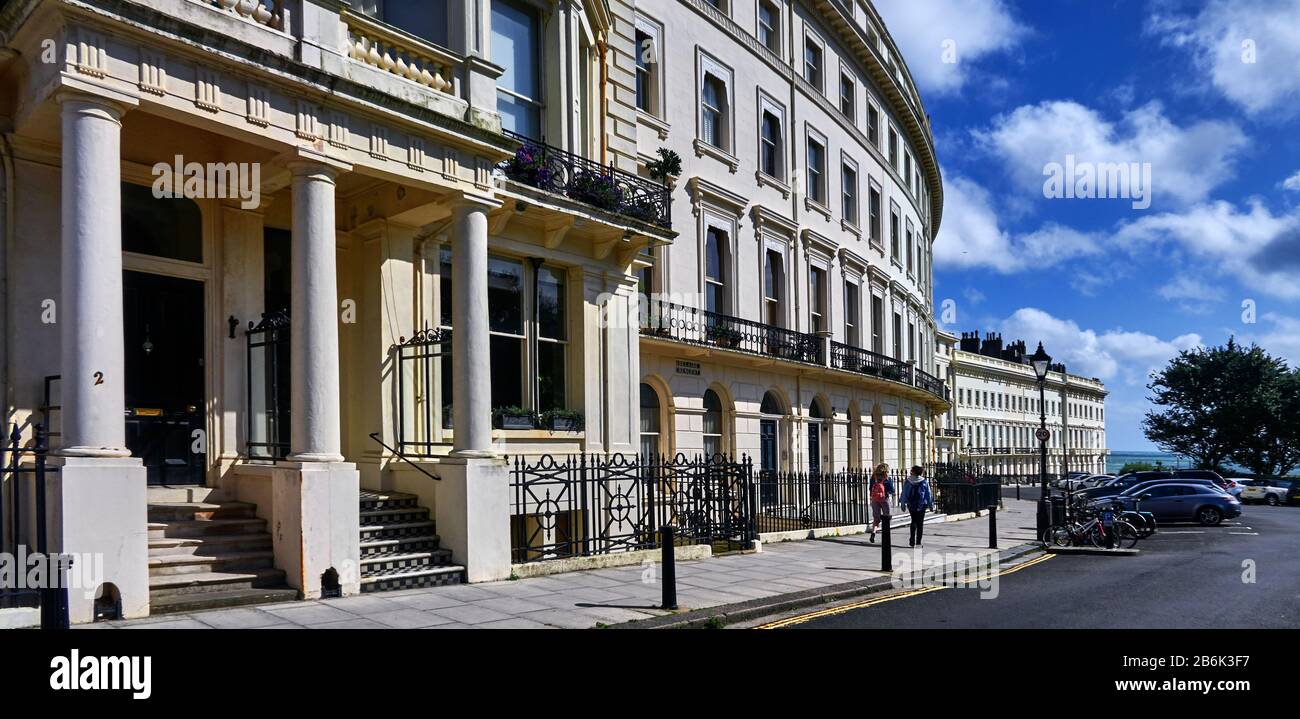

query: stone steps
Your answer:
[147,499,295,614]
[357,491,465,593]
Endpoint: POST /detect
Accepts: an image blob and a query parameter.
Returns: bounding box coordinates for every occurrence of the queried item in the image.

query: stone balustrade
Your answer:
[341,9,457,95]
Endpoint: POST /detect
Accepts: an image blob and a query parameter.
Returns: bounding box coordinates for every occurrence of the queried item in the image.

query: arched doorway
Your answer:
[758,390,785,505]
[807,397,831,500]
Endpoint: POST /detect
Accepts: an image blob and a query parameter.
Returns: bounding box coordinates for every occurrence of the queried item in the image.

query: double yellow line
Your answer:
[755,552,1055,629]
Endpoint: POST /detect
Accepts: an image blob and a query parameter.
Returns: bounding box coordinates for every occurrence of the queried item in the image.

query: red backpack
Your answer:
[870,479,887,503]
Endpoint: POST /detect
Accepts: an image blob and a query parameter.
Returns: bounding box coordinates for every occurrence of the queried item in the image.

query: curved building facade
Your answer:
[632,0,949,475]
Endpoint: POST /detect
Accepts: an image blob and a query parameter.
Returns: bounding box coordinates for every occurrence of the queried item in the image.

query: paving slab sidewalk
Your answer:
[94,500,1042,630]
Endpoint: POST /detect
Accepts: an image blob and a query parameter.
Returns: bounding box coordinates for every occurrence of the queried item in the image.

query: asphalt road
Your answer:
[776,504,1300,629]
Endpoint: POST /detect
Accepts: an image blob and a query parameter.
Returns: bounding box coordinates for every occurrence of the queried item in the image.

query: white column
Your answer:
[288,161,344,462]
[450,196,498,457]
[58,96,130,457]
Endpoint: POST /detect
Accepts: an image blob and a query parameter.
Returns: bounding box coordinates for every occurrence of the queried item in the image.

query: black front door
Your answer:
[759,419,778,505]
[124,270,206,485]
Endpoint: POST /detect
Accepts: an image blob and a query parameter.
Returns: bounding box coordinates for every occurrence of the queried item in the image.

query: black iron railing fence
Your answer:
[499,129,672,228]
[245,310,290,461]
[914,368,948,401]
[509,453,755,563]
[2,423,50,611]
[641,298,823,365]
[831,341,911,383]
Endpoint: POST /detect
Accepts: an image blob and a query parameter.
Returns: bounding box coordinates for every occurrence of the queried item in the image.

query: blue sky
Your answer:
[875,0,1300,450]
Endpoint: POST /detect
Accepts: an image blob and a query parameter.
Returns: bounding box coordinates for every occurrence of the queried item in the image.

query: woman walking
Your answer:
[867,463,893,543]
[900,465,934,547]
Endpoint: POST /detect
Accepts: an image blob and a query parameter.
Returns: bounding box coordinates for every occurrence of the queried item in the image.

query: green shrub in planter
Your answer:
[540,409,584,432]
[492,406,536,430]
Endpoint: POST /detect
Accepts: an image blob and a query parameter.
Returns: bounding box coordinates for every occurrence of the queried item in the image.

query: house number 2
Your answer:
[93,371,104,385]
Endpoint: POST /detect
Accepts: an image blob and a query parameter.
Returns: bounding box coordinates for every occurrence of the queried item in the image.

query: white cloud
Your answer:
[873,0,1027,96]
[1282,171,1300,192]
[973,100,1248,208]
[997,308,1203,387]
[1148,0,1300,115]
[933,174,1102,273]
[1241,312,1300,366]
[1158,273,1226,303]
[1113,200,1300,300]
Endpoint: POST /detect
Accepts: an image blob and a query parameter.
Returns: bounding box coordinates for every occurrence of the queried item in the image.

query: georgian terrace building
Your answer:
[0,0,674,623]
[633,0,949,481]
[942,332,1109,479]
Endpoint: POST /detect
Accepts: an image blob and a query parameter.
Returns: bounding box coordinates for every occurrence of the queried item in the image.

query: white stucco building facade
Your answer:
[632,0,949,481]
[943,332,1109,479]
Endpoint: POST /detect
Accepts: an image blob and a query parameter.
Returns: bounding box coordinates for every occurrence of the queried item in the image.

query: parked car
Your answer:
[1217,478,1249,497]
[1112,483,1242,525]
[1172,469,1236,492]
[1081,474,1115,488]
[1240,479,1296,506]
[1081,471,1173,500]
[1054,472,1091,490]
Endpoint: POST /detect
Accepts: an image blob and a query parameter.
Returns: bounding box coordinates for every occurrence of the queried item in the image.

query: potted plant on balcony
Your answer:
[492,406,536,430]
[646,148,682,189]
[860,363,881,376]
[567,170,624,212]
[882,365,904,381]
[504,142,553,188]
[540,409,584,432]
[706,323,743,348]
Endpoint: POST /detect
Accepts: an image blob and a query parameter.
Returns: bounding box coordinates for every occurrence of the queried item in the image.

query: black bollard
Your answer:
[881,511,892,572]
[660,525,677,610]
[988,504,998,549]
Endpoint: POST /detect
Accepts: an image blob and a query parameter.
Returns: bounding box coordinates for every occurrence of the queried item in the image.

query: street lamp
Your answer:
[1031,342,1052,541]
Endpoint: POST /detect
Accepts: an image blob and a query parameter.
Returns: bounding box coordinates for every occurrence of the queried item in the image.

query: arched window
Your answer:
[703,389,724,457]
[761,391,784,415]
[639,383,661,458]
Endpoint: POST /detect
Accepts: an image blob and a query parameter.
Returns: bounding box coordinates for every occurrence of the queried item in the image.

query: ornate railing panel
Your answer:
[509,453,755,563]
[831,341,910,382]
[500,130,671,228]
[640,298,823,365]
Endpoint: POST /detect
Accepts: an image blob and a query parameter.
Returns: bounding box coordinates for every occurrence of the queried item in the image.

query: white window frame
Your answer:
[756,0,781,54]
[757,92,786,182]
[841,153,859,227]
[696,51,735,155]
[634,14,666,119]
[803,31,824,93]
[805,125,828,207]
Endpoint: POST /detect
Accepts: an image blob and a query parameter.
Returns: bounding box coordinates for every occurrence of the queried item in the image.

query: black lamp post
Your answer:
[1031,342,1052,541]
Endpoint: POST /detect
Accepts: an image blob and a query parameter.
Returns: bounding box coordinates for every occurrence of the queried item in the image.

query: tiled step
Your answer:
[149,567,288,598]
[149,533,273,558]
[360,535,441,558]
[360,565,465,593]
[360,550,455,576]
[359,490,419,513]
[360,506,429,526]
[150,587,299,616]
[148,550,275,578]
[359,520,437,542]
[149,518,268,540]
[147,501,257,522]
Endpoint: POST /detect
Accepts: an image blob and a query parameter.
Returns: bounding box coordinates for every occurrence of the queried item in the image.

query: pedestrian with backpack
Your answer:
[900,465,934,547]
[868,463,893,543]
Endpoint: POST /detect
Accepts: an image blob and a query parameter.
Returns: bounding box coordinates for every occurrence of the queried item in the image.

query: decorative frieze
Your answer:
[369,124,390,160]
[72,28,108,78]
[294,99,321,140]
[407,137,426,172]
[195,68,221,112]
[138,49,166,96]
[246,85,270,126]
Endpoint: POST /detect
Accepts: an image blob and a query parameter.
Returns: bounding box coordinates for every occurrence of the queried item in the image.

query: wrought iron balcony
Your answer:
[937,428,962,437]
[499,130,671,228]
[993,447,1012,455]
[641,299,822,364]
[640,299,949,404]
[831,341,911,384]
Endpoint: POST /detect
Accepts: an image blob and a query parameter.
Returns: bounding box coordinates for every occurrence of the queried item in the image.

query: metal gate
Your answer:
[245,310,290,460]
[931,461,1002,515]
[1,422,70,627]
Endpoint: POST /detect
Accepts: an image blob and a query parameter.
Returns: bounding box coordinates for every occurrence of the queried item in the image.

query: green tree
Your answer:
[1230,367,1300,478]
[1142,339,1284,472]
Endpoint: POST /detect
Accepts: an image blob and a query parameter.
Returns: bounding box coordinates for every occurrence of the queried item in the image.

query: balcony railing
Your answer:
[641,299,822,364]
[914,368,948,401]
[199,0,285,30]
[341,8,459,94]
[499,130,671,228]
[993,447,1012,455]
[641,300,949,404]
[830,341,911,384]
[937,428,962,437]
